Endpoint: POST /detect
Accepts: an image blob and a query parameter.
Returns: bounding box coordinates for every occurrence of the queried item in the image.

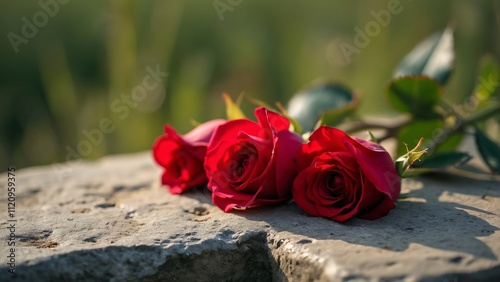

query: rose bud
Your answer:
[153,119,225,194]
[204,107,303,212]
[293,126,401,222]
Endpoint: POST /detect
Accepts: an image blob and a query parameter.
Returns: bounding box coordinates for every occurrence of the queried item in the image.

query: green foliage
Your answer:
[1,1,499,172]
[386,76,442,118]
[281,22,498,177]
[396,119,462,156]
[474,55,499,108]
[395,142,471,177]
[416,151,471,169]
[386,26,500,175]
[393,27,454,85]
[474,128,500,174]
[318,94,359,131]
[287,82,358,132]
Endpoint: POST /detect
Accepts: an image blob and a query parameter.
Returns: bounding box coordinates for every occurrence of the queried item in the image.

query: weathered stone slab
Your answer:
[1,152,499,281]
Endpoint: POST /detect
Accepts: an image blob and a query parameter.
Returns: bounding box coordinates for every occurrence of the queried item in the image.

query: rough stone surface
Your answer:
[0,152,499,282]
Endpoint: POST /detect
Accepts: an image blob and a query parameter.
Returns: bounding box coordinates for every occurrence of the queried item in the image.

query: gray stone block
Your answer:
[0,152,499,281]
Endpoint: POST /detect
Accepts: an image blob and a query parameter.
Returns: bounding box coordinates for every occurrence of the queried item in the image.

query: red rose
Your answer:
[293,126,400,222]
[153,119,225,194]
[205,107,303,212]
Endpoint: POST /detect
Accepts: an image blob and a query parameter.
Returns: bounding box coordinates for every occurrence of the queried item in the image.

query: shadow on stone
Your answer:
[181,173,499,264]
[180,186,214,205]
[236,175,499,262]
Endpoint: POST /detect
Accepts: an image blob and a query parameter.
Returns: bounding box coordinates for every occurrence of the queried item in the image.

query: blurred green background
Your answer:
[1,0,499,170]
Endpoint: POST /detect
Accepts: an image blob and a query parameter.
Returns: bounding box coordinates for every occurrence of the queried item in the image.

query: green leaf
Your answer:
[387,76,442,118]
[287,82,358,132]
[368,131,378,143]
[318,96,359,129]
[223,92,246,120]
[473,55,499,104]
[396,119,463,157]
[393,27,454,85]
[416,151,471,169]
[474,128,500,174]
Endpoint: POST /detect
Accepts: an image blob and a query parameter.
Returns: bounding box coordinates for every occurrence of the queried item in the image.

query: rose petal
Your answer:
[183,119,226,146]
[207,119,262,149]
[293,170,321,217]
[293,126,399,222]
[254,107,291,135]
[343,136,401,201]
[273,130,303,198]
[152,133,183,168]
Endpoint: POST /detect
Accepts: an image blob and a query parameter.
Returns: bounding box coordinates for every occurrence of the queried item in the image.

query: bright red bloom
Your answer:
[293,126,401,222]
[153,119,225,194]
[204,107,303,212]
